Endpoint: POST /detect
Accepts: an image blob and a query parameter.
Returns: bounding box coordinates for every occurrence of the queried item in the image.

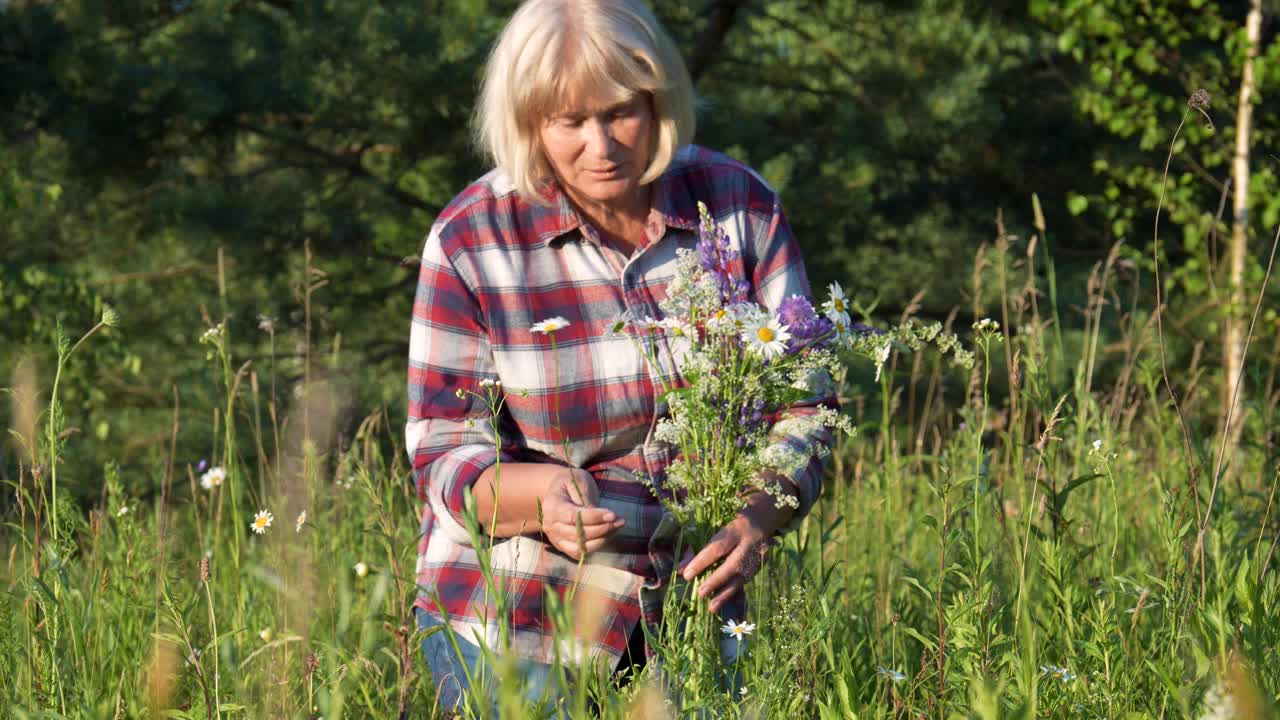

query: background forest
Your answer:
[5,0,1280,717]
[4,0,1279,488]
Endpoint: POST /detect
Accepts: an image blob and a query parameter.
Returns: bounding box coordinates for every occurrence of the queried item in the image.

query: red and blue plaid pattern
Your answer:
[407,144,836,668]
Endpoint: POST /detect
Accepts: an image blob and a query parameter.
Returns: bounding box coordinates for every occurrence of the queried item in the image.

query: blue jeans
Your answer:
[416,610,572,718]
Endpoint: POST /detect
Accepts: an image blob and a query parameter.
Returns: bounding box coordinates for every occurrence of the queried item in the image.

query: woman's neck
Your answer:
[562,184,651,245]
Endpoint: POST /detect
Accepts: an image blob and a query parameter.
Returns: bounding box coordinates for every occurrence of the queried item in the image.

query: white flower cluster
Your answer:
[199,323,224,346]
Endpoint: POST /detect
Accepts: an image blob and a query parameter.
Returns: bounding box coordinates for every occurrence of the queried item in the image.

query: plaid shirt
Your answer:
[407,144,835,669]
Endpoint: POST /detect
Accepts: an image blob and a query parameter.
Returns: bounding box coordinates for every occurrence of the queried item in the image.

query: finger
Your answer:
[551,518,623,541]
[568,507,618,526]
[681,532,736,582]
[708,576,745,614]
[698,546,745,600]
[552,534,611,559]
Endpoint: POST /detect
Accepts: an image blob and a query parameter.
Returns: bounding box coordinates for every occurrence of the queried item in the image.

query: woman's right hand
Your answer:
[539,468,625,559]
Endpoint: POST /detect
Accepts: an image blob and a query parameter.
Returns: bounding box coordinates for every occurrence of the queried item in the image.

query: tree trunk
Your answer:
[1223,0,1262,459]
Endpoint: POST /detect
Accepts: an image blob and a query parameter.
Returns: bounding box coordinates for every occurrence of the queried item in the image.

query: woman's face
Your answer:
[538,89,654,212]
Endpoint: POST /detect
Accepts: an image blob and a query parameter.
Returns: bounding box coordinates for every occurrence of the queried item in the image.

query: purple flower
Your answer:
[197,459,208,473]
[697,204,747,304]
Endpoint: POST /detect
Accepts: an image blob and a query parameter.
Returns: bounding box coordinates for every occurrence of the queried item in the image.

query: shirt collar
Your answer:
[530,164,700,247]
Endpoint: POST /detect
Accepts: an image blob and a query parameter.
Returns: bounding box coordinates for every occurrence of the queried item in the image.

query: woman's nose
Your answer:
[585,118,615,157]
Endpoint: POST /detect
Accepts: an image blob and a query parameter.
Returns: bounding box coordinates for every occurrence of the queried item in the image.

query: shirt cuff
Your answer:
[423,444,513,546]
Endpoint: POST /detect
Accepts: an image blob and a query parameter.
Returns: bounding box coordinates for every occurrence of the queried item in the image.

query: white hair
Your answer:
[474,0,696,203]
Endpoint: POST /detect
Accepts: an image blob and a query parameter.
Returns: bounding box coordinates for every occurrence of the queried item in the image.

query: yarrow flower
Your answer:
[479,378,501,389]
[199,324,224,345]
[720,619,756,641]
[295,510,307,533]
[250,510,273,535]
[530,317,571,334]
[876,667,907,683]
[200,466,226,490]
[353,561,369,578]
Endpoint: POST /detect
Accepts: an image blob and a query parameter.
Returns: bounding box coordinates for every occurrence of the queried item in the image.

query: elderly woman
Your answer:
[406,0,834,712]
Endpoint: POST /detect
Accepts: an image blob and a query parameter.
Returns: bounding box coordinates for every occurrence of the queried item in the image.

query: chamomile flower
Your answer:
[705,307,736,333]
[295,510,307,533]
[250,510,273,535]
[200,466,226,490]
[720,619,756,641]
[530,317,571,334]
[742,316,792,360]
[658,317,694,338]
[822,281,849,317]
[632,315,662,332]
[353,561,369,578]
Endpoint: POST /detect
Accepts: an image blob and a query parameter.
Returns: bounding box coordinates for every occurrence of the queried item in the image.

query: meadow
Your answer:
[3,196,1278,720]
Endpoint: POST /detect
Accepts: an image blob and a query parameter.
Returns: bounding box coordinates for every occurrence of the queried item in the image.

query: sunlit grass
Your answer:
[2,232,1279,718]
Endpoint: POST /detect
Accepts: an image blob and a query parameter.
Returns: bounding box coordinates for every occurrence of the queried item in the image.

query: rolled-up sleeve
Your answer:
[406,223,513,546]
[747,192,839,535]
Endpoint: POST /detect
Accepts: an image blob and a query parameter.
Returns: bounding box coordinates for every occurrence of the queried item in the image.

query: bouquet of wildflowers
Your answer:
[613,202,866,704]
[619,203,861,545]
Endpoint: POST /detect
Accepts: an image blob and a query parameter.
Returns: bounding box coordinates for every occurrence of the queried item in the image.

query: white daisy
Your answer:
[200,466,226,490]
[741,316,792,360]
[530,317,571,334]
[705,307,736,333]
[353,561,369,578]
[658,317,694,338]
[822,282,848,317]
[250,510,273,535]
[720,619,756,641]
[295,510,307,533]
[632,315,662,332]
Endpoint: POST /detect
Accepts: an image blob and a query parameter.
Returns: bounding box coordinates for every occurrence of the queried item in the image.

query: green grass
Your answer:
[3,238,1279,719]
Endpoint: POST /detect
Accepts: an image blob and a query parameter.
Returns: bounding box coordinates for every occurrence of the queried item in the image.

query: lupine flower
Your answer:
[531,317,570,334]
[696,201,746,304]
[720,619,756,640]
[295,510,307,533]
[250,510,273,535]
[742,316,792,359]
[200,466,226,490]
[876,667,907,683]
[353,561,369,578]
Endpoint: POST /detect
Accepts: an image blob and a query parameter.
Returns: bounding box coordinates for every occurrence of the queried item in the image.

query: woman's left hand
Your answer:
[677,484,797,614]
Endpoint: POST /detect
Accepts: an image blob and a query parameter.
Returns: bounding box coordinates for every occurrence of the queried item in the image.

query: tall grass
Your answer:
[2,208,1279,718]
